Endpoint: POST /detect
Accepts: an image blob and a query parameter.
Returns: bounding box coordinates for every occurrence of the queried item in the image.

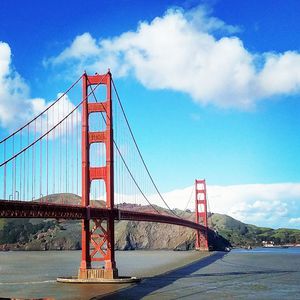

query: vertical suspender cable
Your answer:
[3,141,6,200]
[59,104,61,195]
[27,126,29,200]
[71,112,74,196]
[20,129,22,200]
[46,110,49,201]
[40,115,43,199]
[23,130,26,200]
[12,135,15,199]
[65,100,67,197]
[76,108,79,196]
[33,119,36,199]
[53,106,56,194]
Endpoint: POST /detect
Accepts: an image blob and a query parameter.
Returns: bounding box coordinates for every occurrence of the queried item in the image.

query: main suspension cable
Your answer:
[111,78,181,218]
[86,77,161,215]
[0,75,83,144]
[0,81,102,168]
[180,185,194,216]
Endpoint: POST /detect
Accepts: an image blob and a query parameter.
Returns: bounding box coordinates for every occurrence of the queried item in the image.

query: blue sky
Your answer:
[0,0,300,228]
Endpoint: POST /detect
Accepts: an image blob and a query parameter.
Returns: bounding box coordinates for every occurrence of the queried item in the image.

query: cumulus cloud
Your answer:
[113,182,300,229]
[0,42,47,129]
[48,33,100,65]
[157,183,300,229]
[0,42,78,132]
[46,6,300,109]
[258,51,300,96]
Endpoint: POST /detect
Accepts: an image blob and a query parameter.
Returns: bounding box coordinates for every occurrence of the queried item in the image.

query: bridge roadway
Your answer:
[0,200,206,232]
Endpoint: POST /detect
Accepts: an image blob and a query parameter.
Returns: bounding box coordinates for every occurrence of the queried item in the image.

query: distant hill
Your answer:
[0,194,299,251]
[211,213,300,247]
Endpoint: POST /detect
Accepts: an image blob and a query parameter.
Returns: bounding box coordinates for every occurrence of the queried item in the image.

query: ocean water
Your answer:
[0,248,299,299]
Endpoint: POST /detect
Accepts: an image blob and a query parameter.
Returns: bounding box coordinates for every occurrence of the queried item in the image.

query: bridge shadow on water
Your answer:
[96,251,228,300]
[95,251,298,300]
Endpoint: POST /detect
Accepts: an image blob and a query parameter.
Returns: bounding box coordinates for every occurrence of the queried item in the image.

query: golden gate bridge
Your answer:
[0,71,209,281]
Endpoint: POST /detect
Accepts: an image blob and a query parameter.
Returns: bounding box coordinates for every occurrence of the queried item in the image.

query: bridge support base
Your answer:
[58,267,139,284]
[57,275,140,284]
[78,267,118,280]
[57,266,140,284]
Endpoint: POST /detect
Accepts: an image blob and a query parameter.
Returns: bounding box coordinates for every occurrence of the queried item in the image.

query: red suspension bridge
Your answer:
[0,71,209,280]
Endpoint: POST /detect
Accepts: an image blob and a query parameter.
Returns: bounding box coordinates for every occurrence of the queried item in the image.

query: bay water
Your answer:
[1,248,300,299]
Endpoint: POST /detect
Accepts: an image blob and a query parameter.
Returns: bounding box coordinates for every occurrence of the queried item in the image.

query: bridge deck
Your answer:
[0,200,205,231]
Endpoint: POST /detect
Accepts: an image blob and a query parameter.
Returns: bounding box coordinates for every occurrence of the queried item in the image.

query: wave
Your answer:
[0,280,56,285]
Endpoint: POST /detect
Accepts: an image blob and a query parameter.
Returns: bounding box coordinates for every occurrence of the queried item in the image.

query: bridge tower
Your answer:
[195,179,209,251]
[79,71,118,280]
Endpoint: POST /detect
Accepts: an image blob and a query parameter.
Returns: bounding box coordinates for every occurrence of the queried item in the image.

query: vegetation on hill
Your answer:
[0,219,58,249]
[211,213,300,246]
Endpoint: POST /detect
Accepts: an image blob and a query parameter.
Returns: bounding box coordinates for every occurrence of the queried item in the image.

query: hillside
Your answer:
[212,213,300,246]
[0,194,299,250]
[0,214,230,251]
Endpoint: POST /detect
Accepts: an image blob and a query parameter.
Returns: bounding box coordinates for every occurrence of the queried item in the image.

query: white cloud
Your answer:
[258,51,300,96]
[184,5,240,35]
[39,93,80,139]
[48,33,100,65]
[0,42,79,134]
[289,217,300,224]
[0,42,46,129]
[156,183,300,229]
[47,6,300,109]
[113,182,300,229]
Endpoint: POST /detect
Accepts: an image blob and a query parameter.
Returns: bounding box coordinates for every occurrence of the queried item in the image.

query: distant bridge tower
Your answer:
[195,179,209,251]
[79,71,118,280]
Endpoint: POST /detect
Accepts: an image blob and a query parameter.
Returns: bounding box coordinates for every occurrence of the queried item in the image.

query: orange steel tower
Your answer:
[195,179,209,251]
[79,71,118,280]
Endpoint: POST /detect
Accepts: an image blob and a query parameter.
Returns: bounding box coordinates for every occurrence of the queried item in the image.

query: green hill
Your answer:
[211,213,300,246]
